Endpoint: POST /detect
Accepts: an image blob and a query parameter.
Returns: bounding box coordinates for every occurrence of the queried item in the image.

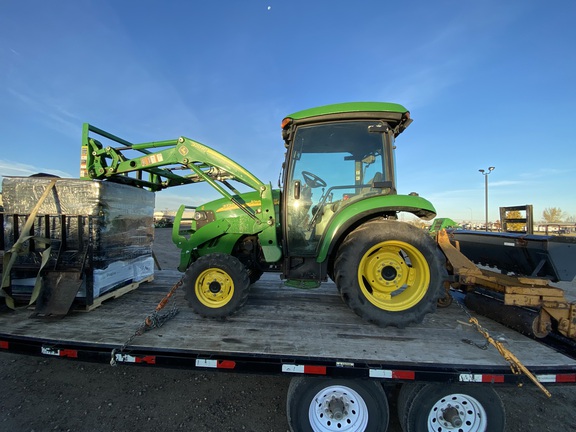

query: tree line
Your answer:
[541,207,574,223]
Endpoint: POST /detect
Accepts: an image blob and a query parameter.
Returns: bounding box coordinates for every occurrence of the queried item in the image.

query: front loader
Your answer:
[81,102,447,328]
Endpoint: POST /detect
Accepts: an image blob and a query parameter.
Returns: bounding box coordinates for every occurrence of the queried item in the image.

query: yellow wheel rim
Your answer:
[195,268,235,309]
[357,240,430,312]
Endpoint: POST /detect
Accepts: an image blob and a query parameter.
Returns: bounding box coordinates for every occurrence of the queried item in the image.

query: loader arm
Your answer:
[80,123,266,194]
[80,123,281,266]
[80,123,272,224]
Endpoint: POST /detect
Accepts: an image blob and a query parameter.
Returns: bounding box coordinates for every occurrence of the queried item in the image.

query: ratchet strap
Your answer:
[1,179,58,309]
[469,316,552,398]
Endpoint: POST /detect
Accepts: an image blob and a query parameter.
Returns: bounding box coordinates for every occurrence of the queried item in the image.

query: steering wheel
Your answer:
[302,171,327,188]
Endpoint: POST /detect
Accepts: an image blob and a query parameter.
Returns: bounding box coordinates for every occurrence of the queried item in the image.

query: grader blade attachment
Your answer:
[437,230,576,340]
[450,229,576,282]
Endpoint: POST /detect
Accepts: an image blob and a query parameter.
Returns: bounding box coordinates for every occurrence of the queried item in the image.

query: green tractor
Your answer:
[81,102,447,327]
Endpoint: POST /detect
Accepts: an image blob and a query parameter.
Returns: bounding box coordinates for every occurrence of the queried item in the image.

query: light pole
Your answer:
[479,167,495,231]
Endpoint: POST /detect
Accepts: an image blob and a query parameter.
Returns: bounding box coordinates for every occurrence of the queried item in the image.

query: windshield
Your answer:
[285,120,394,255]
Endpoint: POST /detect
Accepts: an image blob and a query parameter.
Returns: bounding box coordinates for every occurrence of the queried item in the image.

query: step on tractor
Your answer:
[81,102,447,328]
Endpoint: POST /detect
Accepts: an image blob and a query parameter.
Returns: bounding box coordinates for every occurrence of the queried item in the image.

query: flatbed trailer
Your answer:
[1,271,576,431]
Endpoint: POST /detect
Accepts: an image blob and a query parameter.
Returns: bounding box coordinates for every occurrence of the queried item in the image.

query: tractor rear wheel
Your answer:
[334,219,446,328]
[183,253,250,318]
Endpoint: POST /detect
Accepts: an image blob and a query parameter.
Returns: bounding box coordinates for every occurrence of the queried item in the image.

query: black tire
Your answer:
[287,377,389,432]
[334,220,446,328]
[232,236,264,285]
[247,267,264,285]
[396,383,425,432]
[183,253,250,318]
[403,383,506,432]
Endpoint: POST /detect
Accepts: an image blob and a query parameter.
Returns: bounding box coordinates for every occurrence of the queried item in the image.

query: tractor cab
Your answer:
[280,102,412,263]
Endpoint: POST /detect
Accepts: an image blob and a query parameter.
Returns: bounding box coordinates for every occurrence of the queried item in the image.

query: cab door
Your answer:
[283,121,389,258]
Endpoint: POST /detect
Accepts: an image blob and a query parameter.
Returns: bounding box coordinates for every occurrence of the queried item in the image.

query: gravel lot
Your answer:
[1,227,575,431]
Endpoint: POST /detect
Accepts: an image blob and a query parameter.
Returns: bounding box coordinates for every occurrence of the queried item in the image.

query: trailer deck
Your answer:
[1,271,576,386]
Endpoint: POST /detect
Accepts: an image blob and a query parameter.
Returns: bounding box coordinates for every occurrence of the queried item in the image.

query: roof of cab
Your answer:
[285,102,408,121]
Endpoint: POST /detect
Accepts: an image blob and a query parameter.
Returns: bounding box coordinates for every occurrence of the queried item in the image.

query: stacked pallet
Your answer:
[1,177,155,312]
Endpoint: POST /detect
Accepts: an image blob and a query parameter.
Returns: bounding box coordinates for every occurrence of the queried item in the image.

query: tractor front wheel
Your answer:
[334,219,446,328]
[183,253,250,318]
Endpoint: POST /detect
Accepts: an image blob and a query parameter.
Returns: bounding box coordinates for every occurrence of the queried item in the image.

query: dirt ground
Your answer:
[1,228,575,431]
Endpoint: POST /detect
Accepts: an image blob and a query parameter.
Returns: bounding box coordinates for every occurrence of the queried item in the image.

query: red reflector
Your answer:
[0,340,8,349]
[482,375,505,383]
[392,370,415,380]
[135,356,156,365]
[304,365,327,375]
[557,374,576,383]
[218,360,236,369]
[60,349,78,358]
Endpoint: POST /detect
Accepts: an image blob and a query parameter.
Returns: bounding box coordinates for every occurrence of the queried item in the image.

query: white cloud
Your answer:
[489,180,526,188]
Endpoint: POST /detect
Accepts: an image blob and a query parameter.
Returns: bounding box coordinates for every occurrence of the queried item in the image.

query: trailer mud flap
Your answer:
[32,271,83,318]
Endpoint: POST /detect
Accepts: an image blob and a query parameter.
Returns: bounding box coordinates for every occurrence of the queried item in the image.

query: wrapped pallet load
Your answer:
[1,176,155,311]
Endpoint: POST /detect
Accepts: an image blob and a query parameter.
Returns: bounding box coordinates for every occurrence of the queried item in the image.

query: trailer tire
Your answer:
[401,383,505,432]
[334,220,446,328]
[183,253,250,318]
[287,377,389,432]
[396,383,425,431]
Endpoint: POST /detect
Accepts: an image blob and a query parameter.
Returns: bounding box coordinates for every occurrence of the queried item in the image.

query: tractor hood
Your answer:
[194,189,281,223]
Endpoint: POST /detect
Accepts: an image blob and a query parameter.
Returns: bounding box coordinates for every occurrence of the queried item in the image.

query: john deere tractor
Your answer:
[81,102,446,327]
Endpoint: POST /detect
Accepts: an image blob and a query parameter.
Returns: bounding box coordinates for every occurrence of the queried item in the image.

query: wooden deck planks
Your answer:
[1,270,575,370]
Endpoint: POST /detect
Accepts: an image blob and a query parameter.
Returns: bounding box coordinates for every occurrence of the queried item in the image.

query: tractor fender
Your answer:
[316,194,437,263]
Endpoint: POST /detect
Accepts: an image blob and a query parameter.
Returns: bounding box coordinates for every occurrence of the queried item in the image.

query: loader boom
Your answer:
[80,123,266,194]
[80,123,281,265]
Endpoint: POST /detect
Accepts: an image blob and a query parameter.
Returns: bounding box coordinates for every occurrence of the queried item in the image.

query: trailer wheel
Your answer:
[400,383,505,432]
[287,377,388,432]
[183,253,250,318]
[396,383,425,431]
[334,220,446,328]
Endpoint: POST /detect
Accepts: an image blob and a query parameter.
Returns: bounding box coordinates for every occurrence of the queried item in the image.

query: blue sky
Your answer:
[1,0,575,223]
